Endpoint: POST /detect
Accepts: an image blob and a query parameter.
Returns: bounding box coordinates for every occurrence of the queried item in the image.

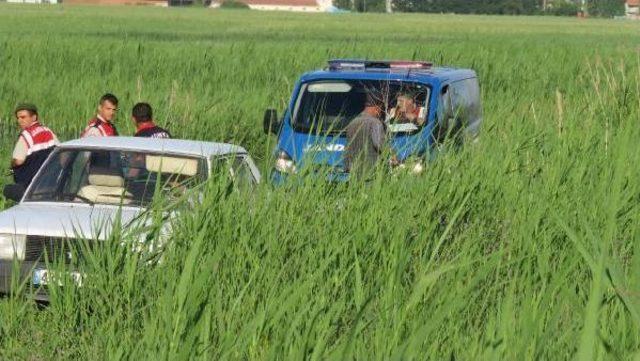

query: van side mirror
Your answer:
[2,184,26,203]
[263,109,280,135]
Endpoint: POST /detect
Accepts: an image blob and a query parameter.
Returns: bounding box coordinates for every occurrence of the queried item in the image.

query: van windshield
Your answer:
[292,80,430,135]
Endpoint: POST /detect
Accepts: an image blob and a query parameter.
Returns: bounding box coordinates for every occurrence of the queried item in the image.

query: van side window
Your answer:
[463,78,482,139]
[434,78,482,144]
[434,84,455,142]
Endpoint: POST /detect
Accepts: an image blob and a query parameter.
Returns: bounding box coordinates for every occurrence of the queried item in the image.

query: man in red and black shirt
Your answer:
[81,93,119,138]
[132,102,171,138]
[10,103,59,188]
[388,92,425,126]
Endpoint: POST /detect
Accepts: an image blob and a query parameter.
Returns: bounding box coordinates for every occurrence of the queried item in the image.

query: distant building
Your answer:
[60,0,165,4]
[222,0,335,12]
[6,0,59,3]
[627,0,640,19]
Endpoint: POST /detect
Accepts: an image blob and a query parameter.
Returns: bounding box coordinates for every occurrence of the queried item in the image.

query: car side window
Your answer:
[26,153,67,201]
[210,155,256,191]
[62,151,91,200]
[230,156,256,190]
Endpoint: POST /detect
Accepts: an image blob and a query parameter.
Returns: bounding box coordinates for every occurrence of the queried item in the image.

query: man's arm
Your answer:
[11,137,28,168]
[82,127,102,138]
[413,108,426,126]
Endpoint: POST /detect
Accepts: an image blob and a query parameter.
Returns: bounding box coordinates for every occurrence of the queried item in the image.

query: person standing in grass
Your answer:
[344,95,387,177]
[131,102,171,138]
[10,103,59,188]
[81,93,119,137]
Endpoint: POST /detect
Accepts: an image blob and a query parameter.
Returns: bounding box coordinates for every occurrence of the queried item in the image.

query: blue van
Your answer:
[263,59,482,182]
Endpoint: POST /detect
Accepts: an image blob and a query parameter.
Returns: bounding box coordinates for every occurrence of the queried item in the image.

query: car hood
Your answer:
[0,202,144,240]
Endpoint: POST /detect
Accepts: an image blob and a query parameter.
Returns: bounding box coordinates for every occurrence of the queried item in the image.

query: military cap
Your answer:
[14,103,38,116]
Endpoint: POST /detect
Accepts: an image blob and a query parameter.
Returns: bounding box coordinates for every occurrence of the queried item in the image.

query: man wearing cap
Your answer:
[344,95,387,177]
[10,103,59,188]
[131,102,171,138]
[81,93,119,138]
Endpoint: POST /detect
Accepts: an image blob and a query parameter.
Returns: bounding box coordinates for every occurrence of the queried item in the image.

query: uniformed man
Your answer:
[344,95,386,177]
[81,93,119,137]
[10,103,59,187]
[132,102,171,138]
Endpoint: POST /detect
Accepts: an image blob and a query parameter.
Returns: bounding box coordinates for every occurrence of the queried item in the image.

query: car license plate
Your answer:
[32,269,83,287]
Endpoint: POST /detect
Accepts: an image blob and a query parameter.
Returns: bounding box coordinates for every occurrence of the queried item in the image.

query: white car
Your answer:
[0,136,260,300]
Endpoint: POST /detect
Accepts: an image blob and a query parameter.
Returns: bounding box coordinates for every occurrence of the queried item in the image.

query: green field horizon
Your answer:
[1,5,640,360]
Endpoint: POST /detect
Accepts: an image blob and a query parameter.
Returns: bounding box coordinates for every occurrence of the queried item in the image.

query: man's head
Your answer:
[396,92,417,113]
[14,103,38,129]
[131,102,153,124]
[97,93,119,123]
[363,94,384,119]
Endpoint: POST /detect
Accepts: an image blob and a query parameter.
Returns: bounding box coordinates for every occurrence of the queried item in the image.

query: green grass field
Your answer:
[1,4,640,360]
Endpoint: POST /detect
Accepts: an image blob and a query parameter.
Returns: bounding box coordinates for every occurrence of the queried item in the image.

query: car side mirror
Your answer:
[2,184,26,203]
[263,109,280,135]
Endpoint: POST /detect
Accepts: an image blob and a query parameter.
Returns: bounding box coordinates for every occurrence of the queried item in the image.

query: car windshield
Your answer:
[292,80,430,135]
[24,149,208,207]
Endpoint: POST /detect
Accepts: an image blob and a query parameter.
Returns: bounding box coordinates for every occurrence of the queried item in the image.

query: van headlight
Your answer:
[392,158,425,175]
[274,151,297,174]
[0,234,26,261]
[411,162,424,174]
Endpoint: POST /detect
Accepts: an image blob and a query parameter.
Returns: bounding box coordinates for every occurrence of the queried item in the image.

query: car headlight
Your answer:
[0,234,26,261]
[274,151,297,174]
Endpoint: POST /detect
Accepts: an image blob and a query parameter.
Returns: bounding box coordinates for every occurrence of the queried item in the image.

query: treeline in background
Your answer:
[334,0,626,17]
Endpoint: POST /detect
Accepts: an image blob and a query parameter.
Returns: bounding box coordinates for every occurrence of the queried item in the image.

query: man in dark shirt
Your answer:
[132,102,171,138]
[344,96,386,177]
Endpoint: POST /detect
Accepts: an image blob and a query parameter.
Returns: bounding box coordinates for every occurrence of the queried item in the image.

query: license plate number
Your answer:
[32,269,83,287]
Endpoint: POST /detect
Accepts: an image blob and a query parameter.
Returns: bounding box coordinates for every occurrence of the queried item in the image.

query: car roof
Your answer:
[59,137,248,158]
[300,60,476,84]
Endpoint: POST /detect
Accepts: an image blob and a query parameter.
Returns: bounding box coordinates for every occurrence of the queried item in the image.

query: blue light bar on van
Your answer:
[327,59,433,71]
